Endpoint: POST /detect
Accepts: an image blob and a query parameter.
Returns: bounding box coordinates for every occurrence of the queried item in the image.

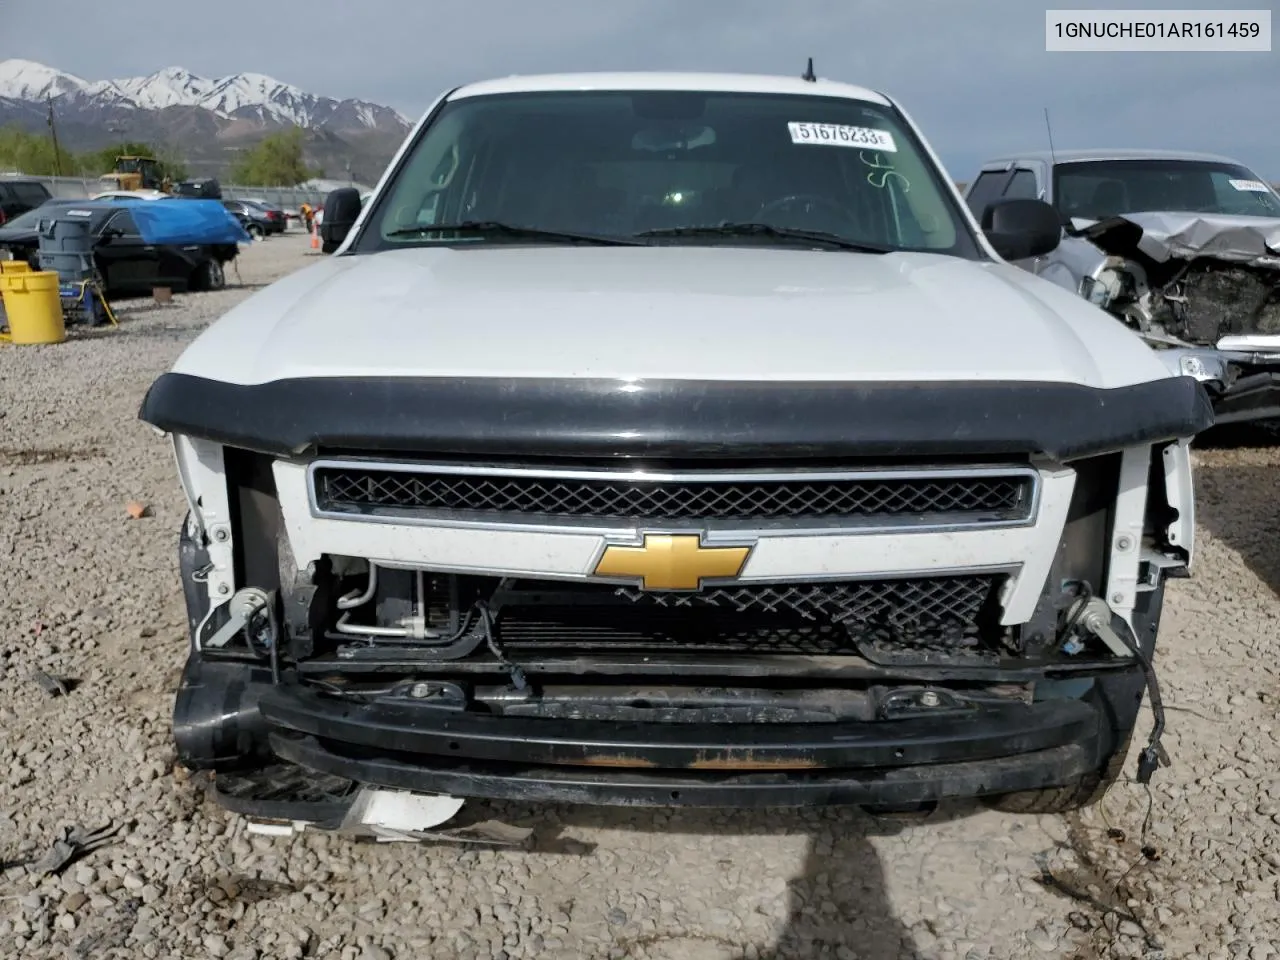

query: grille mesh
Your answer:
[613,576,994,626]
[314,467,1032,523]
[493,575,999,655]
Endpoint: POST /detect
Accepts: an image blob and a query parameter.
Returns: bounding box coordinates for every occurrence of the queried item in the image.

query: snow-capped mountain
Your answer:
[0,59,93,101]
[0,59,412,183]
[112,67,216,111]
[0,59,410,131]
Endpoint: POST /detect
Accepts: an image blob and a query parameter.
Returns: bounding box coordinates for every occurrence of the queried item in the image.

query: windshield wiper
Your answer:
[636,222,891,253]
[384,220,646,246]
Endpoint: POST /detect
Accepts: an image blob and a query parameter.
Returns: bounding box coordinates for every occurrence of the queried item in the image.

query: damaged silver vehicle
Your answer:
[964,149,1280,424]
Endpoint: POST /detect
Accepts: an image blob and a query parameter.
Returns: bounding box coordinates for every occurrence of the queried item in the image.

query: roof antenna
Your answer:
[1043,106,1058,167]
[802,57,816,82]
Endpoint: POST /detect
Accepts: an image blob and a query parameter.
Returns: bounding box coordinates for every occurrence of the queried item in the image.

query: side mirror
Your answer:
[981,197,1062,260]
[320,188,362,253]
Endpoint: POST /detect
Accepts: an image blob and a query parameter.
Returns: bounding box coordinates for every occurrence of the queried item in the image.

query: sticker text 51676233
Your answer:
[787,122,897,152]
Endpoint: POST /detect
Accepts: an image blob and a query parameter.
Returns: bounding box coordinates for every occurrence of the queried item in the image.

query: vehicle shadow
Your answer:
[1193,421,1280,450]
[496,801,985,958]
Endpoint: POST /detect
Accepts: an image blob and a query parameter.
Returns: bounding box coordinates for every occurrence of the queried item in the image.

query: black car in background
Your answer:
[0,177,53,224]
[241,198,287,234]
[221,200,272,239]
[0,199,238,295]
[173,178,223,200]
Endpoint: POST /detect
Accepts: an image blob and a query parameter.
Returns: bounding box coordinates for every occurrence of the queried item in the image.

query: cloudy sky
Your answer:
[4,0,1277,178]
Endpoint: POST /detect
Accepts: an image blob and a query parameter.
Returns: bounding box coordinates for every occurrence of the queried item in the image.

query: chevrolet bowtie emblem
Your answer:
[593,534,751,591]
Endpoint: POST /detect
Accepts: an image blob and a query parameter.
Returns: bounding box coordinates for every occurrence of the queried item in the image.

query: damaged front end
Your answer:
[140,372,1211,826]
[1073,212,1280,424]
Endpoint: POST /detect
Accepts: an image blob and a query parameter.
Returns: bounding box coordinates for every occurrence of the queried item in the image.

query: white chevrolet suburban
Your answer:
[139,71,1211,835]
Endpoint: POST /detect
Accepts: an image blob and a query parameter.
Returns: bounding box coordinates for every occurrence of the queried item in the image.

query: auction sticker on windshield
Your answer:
[788,122,897,152]
[1229,178,1271,192]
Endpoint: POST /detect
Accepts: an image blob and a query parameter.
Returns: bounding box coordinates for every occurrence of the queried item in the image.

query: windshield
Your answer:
[1054,159,1280,220]
[354,89,980,257]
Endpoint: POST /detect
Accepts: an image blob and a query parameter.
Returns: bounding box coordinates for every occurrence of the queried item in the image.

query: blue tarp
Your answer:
[117,199,252,246]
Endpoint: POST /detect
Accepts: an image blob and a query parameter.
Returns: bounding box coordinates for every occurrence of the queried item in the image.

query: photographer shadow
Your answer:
[737,809,923,960]
[511,800,983,959]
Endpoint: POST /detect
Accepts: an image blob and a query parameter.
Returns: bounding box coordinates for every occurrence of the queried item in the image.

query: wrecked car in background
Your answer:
[964,149,1280,424]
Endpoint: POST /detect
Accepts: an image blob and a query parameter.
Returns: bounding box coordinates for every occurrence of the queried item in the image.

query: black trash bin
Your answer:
[35,213,103,326]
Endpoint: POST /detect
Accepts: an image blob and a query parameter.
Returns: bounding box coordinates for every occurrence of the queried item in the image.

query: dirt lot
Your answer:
[2,232,1278,960]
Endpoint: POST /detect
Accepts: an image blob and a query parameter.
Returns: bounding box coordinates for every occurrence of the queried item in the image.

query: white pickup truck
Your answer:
[139,70,1210,836]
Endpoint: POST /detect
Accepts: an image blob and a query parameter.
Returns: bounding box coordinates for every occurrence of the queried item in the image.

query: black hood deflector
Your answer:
[139,373,1214,462]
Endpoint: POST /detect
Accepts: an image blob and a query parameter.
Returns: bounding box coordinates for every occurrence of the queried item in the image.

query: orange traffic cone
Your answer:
[310,222,320,250]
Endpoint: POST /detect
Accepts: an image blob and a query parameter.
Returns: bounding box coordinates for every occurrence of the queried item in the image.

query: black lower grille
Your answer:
[614,577,994,626]
[491,575,1001,656]
[496,611,851,655]
[325,572,1005,660]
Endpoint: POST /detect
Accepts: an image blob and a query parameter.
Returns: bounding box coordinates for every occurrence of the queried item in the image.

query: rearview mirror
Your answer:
[320,188,362,253]
[981,198,1062,260]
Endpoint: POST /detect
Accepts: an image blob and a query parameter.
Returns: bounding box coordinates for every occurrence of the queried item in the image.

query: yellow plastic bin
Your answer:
[0,269,65,345]
[0,259,31,274]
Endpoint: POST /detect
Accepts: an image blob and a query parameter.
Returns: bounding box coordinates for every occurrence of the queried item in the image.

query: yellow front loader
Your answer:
[99,156,171,193]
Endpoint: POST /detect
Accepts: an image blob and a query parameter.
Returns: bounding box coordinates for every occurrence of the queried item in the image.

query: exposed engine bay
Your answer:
[1074,214,1280,347]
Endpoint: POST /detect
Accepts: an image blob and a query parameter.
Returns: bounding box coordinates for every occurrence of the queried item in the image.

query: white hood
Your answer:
[175,245,1174,389]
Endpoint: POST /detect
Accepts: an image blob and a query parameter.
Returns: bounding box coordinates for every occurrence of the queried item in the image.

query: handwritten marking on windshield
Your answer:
[859,151,911,192]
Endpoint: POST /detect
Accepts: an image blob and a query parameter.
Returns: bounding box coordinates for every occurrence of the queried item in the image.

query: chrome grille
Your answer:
[310,462,1036,526]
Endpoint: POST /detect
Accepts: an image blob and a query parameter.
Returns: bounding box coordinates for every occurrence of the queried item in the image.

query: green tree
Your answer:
[80,140,154,174]
[154,145,189,182]
[0,125,77,176]
[229,127,319,186]
[0,128,192,182]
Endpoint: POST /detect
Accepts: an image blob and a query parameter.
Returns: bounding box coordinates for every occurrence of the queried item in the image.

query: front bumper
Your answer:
[267,732,1097,808]
[1207,370,1280,425]
[180,655,1139,810]
[1157,345,1280,425]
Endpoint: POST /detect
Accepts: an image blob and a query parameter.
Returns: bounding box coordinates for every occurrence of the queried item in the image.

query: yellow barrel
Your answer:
[0,269,65,345]
[0,259,30,274]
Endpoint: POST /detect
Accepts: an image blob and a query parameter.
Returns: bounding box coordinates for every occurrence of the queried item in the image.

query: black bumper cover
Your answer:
[248,681,1113,808]
[1209,370,1280,425]
[268,733,1097,808]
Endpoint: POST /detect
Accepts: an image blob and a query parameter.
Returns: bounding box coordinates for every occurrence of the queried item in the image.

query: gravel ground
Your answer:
[2,232,1279,959]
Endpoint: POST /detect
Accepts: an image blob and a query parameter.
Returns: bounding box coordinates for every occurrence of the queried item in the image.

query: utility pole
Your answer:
[46,94,63,176]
